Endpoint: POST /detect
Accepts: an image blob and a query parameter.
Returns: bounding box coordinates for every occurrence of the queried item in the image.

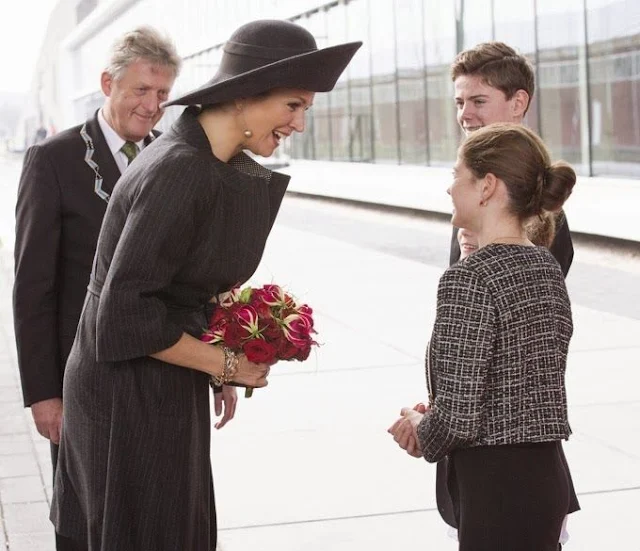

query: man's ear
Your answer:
[512,89,530,119]
[100,72,113,97]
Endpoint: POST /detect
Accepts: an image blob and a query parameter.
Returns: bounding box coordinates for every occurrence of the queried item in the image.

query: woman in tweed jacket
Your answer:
[389,123,577,550]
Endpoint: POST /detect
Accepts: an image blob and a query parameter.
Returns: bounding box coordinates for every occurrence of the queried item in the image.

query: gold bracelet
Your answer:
[210,347,239,387]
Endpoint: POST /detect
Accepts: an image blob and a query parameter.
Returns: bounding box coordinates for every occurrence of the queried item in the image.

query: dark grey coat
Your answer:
[50,107,289,550]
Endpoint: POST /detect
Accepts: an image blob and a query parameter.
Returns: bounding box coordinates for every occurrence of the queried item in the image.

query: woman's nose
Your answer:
[291,110,305,133]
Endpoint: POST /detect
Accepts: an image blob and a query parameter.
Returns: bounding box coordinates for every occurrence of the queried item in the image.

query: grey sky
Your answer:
[0,0,58,94]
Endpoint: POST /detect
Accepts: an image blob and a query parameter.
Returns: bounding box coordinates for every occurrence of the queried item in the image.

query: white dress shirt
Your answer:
[98,109,146,174]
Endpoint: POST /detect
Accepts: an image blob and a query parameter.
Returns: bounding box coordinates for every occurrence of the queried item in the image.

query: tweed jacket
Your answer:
[13,110,157,406]
[418,244,573,463]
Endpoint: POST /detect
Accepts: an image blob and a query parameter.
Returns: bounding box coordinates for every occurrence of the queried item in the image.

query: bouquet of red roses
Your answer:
[201,284,317,396]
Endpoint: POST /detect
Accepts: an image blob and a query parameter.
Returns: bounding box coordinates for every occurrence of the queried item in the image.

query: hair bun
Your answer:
[540,161,576,212]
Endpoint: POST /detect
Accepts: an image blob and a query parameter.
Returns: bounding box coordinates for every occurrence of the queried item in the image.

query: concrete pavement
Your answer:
[0,246,54,550]
[211,215,640,550]
[281,160,640,245]
[1,153,639,549]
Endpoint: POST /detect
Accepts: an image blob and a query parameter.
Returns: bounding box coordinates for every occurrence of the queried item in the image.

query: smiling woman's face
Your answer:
[448,157,482,231]
[240,88,315,158]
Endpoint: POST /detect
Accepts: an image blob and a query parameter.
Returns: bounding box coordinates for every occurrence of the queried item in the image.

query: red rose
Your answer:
[277,338,299,360]
[253,299,272,319]
[243,339,277,363]
[209,308,227,328]
[250,288,268,303]
[261,318,282,341]
[295,344,311,361]
[226,302,243,317]
[223,322,249,349]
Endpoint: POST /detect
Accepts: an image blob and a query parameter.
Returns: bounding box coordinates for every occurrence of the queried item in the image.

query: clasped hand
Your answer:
[231,354,271,389]
[387,402,429,458]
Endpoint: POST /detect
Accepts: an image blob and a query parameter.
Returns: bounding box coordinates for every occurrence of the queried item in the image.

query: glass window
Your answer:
[396,0,428,165]
[424,0,458,165]
[370,0,399,163]
[345,0,373,162]
[535,0,589,174]
[460,0,494,48]
[326,2,351,161]
[587,0,640,177]
[493,0,540,133]
[299,11,332,160]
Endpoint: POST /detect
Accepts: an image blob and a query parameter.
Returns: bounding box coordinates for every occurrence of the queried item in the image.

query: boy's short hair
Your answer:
[451,42,535,113]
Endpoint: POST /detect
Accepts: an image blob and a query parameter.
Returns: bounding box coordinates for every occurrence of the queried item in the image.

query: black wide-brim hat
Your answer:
[162,19,362,107]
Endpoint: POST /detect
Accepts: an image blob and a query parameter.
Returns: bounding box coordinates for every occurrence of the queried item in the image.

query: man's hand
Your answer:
[31,398,63,444]
[214,385,238,429]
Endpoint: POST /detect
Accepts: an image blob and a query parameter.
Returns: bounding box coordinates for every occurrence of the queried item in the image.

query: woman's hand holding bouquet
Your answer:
[202,284,317,397]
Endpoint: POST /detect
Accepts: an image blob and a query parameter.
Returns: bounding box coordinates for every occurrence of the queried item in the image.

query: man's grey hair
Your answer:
[105,26,182,80]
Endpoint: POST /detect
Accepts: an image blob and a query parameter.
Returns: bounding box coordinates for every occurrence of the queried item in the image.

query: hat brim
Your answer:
[162,41,362,108]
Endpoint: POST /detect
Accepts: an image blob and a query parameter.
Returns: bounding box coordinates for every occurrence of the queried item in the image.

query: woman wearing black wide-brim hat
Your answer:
[51,20,361,551]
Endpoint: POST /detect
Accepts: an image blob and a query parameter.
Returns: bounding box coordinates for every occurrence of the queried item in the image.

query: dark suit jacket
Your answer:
[12,110,157,406]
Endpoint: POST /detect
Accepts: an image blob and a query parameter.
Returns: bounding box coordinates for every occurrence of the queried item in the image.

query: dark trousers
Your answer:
[51,443,89,551]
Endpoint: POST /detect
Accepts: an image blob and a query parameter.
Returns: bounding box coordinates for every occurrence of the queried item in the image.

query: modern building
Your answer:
[23,0,640,178]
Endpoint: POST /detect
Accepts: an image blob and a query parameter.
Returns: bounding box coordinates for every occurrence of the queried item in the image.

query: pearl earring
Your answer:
[244,130,253,138]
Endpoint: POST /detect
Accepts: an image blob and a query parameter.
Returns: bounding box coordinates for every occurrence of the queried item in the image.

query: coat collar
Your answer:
[169,106,290,230]
[170,106,287,184]
[80,110,159,203]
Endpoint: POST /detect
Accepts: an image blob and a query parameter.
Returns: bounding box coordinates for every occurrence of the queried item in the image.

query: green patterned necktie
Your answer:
[121,141,139,165]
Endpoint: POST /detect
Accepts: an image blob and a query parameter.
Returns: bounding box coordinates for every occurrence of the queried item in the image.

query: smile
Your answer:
[134,113,154,121]
[272,130,289,144]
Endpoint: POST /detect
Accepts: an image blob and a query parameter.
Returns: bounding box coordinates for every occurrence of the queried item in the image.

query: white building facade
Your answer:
[25,0,640,177]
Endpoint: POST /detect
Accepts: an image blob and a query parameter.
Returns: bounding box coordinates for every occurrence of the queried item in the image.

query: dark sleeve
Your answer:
[95,160,212,363]
[12,145,63,406]
[449,226,460,266]
[549,211,573,277]
[417,266,495,463]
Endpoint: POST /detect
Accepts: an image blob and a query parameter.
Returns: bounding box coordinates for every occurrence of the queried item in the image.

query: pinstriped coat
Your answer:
[50,107,289,550]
